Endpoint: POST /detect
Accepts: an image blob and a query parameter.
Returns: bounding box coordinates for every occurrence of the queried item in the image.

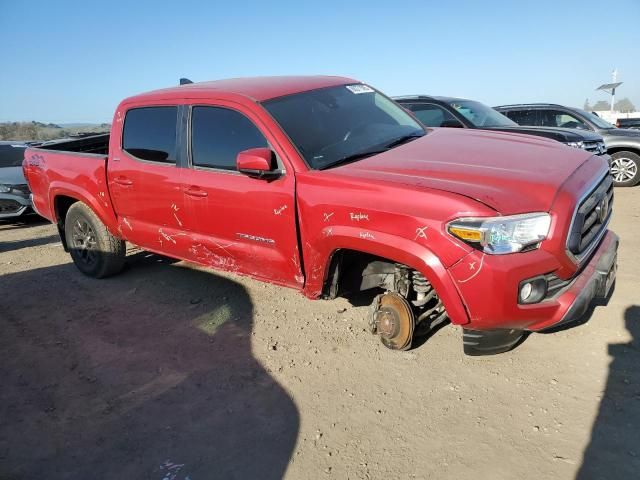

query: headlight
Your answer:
[448,213,551,254]
[566,141,584,149]
[0,184,10,193]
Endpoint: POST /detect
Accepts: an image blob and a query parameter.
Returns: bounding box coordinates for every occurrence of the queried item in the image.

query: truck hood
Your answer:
[485,126,602,143]
[332,128,595,215]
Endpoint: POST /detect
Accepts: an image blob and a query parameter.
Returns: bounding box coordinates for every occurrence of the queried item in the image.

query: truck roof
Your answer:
[124,75,358,104]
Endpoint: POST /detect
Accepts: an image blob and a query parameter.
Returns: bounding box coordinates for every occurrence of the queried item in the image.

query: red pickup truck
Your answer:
[23,76,618,355]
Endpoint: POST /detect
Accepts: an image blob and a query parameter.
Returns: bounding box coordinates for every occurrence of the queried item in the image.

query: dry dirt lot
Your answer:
[1,188,639,480]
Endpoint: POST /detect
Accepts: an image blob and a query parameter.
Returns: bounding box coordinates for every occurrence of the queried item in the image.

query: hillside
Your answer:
[0,121,110,141]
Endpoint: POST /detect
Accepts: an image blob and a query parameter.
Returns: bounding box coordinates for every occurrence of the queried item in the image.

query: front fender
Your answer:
[604,138,640,153]
[301,225,470,326]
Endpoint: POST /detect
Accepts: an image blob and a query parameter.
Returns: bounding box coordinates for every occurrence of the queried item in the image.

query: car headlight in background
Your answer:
[0,184,11,193]
[566,141,584,149]
[448,213,551,254]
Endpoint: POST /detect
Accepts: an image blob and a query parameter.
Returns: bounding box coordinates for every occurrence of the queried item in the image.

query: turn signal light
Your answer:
[448,226,483,242]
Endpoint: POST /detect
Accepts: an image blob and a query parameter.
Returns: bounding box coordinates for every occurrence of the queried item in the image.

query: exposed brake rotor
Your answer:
[370,292,415,351]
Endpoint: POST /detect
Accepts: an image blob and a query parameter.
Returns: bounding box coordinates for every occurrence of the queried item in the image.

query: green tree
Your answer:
[614,98,636,113]
[592,100,610,111]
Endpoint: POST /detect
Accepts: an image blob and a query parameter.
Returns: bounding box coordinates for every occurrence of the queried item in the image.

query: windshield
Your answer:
[576,109,616,129]
[0,145,26,168]
[448,100,518,128]
[263,84,424,169]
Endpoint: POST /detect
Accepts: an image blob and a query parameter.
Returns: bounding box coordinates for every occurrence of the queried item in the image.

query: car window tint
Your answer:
[502,109,538,126]
[407,104,461,127]
[0,145,27,167]
[123,107,178,163]
[191,107,268,170]
[540,110,589,130]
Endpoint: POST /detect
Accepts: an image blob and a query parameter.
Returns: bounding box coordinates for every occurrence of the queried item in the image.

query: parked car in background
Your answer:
[23,77,617,355]
[395,96,608,160]
[616,118,640,130]
[0,142,33,219]
[495,104,640,187]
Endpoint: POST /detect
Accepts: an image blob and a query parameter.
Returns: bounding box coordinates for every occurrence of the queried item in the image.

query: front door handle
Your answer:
[114,176,133,186]
[183,186,208,198]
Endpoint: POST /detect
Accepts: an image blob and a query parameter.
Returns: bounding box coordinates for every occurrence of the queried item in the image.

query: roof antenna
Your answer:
[179,78,194,85]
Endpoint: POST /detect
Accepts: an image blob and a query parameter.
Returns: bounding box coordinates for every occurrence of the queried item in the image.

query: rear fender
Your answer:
[50,183,120,238]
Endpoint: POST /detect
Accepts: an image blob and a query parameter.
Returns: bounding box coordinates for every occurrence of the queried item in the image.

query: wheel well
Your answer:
[607,147,640,156]
[323,249,449,335]
[53,195,79,251]
[322,249,406,299]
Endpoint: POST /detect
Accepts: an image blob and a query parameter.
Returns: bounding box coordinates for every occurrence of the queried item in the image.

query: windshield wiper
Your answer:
[319,148,388,170]
[383,132,425,149]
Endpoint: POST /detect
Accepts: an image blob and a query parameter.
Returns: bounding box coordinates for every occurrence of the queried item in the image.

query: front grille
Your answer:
[582,141,607,156]
[567,173,613,258]
[0,199,22,214]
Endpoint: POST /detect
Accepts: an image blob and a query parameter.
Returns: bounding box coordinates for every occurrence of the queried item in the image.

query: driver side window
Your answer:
[541,110,590,130]
[190,106,268,170]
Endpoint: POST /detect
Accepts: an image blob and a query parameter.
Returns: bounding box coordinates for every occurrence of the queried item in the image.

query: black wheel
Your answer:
[64,202,125,278]
[610,151,640,187]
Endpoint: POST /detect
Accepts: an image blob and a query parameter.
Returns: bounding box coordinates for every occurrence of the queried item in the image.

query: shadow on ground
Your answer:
[0,253,299,480]
[0,214,49,231]
[0,234,60,253]
[576,305,640,479]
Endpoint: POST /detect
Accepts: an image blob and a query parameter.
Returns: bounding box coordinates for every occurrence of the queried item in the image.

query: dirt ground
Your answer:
[1,188,639,480]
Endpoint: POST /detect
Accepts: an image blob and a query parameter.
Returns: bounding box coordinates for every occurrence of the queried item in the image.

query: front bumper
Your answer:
[541,231,617,330]
[0,193,32,219]
[447,230,618,331]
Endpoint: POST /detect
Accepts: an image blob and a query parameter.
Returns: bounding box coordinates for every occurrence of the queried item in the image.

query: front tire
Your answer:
[64,202,125,278]
[610,151,640,187]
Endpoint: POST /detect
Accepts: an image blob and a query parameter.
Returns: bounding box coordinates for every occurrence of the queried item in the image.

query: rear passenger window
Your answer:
[503,109,538,126]
[191,106,268,170]
[123,107,178,163]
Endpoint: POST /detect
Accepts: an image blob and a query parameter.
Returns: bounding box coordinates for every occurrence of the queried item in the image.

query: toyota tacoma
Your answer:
[23,76,618,355]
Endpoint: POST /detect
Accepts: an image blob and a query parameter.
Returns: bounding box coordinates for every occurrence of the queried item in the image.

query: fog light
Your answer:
[518,276,548,304]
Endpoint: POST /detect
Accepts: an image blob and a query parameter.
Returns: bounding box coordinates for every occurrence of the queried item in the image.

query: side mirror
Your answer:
[236,148,282,179]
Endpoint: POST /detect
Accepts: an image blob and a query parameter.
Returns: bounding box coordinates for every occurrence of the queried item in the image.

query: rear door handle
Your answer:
[114,176,133,186]
[183,186,208,198]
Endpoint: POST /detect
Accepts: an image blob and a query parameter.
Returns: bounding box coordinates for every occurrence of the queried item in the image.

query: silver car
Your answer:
[0,142,32,219]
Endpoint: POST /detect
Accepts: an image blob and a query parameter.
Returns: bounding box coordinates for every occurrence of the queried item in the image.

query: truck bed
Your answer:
[23,135,114,226]
[36,133,110,155]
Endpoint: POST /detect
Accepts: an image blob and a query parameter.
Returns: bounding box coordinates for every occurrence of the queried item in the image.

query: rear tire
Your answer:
[64,202,125,278]
[610,151,640,187]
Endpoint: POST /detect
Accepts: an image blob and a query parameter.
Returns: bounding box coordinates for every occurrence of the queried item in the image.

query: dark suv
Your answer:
[396,96,608,164]
[495,104,640,187]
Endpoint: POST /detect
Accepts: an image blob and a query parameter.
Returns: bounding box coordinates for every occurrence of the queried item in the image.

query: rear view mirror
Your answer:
[236,148,282,179]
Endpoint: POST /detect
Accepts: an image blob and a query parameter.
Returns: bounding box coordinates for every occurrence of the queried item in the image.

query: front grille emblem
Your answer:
[595,195,609,224]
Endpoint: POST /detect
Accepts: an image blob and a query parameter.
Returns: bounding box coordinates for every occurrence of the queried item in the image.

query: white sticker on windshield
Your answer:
[346,84,374,94]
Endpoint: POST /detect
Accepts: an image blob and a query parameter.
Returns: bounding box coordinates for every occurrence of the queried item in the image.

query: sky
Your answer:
[1,0,639,123]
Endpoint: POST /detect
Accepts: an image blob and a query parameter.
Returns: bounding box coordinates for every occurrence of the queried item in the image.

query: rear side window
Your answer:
[406,103,462,127]
[503,109,538,126]
[123,107,178,163]
[191,106,268,170]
